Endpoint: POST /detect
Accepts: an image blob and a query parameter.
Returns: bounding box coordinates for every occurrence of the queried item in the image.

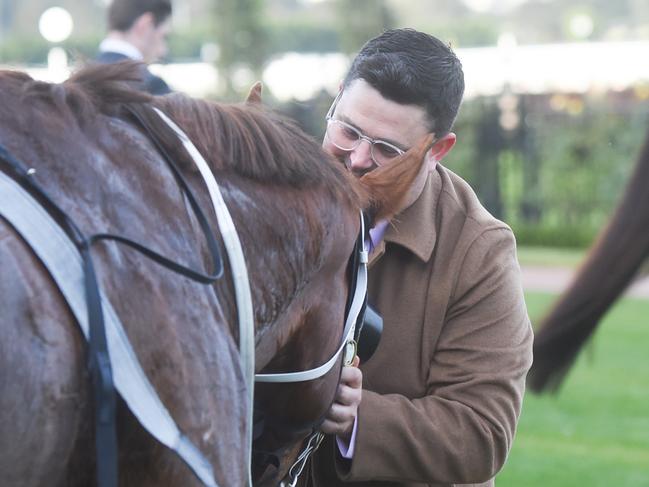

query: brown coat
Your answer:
[308,165,533,486]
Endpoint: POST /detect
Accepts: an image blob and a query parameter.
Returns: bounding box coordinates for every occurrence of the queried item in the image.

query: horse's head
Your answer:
[232,82,435,485]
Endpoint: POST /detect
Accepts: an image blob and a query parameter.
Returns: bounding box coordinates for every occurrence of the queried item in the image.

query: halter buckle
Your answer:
[343,339,358,366]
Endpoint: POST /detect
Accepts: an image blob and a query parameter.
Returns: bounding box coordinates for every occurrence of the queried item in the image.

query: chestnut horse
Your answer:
[529,125,649,393]
[0,63,432,486]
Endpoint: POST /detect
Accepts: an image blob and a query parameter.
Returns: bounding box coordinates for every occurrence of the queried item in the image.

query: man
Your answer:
[309,29,534,486]
[96,0,172,95]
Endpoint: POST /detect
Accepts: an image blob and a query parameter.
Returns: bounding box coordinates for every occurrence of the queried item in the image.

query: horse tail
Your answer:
[528,125,649,393]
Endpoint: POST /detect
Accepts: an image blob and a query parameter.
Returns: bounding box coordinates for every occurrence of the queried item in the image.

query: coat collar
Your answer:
[368,169,440,266]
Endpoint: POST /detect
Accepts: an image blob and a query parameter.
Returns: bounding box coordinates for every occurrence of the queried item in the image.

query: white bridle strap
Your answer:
[255,212,368,383]
[152,108,255,487]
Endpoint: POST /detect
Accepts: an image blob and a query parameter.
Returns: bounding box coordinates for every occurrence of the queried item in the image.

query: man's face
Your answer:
[323,79,432,178]
[141,17,171,63]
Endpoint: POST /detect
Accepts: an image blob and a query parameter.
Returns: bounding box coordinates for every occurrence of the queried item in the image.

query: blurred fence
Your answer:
[447,92,649,247]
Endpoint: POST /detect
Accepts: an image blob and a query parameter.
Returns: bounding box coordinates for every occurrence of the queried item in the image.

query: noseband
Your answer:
[255,212,368,383]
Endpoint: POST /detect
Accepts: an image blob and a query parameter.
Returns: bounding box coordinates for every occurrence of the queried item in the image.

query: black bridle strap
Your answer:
[0,132,224,284]
[81,241,118,487]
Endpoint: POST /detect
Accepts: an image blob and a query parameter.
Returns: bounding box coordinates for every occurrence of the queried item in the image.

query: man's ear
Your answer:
[429,132,456,163]
[132,11,155,34]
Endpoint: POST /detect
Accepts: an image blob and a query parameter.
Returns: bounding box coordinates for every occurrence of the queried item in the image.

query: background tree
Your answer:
[335,0,395,54]
[212,0,267,99]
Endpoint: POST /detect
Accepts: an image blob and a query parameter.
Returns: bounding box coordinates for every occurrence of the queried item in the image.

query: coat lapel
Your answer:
[369,169,441,267]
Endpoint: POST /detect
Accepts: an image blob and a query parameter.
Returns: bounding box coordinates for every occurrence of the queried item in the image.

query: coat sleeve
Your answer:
[338,227,534,484]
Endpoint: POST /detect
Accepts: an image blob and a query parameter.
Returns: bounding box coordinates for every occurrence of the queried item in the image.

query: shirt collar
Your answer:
[99,38,143,61]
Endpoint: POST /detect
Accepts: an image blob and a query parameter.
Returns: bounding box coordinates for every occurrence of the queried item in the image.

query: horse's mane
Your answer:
[529,126,649,393]
[6,62,363,208]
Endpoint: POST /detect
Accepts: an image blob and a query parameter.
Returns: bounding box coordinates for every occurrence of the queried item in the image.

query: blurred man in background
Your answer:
[96,0,172,95]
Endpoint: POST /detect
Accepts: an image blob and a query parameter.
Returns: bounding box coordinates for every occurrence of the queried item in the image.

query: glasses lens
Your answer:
[327,120,360,151]
[372,141,403,166]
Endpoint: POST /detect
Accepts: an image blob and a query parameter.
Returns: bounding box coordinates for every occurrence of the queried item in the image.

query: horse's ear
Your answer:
[246,81,263,104]
[359,133,435,222]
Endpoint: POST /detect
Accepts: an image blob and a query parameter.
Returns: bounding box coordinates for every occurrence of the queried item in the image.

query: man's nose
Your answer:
[349,139,374,171]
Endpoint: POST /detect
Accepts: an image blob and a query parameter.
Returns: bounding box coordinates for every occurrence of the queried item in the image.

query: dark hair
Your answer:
[343,28,465,136]
[108,0,172,31]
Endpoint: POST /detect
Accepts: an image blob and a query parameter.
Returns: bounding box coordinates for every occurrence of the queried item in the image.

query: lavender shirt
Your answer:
[368,219,389,253]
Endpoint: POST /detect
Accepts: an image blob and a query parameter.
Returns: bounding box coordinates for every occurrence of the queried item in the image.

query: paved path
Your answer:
[521,265,649,299]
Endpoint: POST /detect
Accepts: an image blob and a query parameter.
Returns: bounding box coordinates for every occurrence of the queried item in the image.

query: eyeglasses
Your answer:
[324,91,406,167]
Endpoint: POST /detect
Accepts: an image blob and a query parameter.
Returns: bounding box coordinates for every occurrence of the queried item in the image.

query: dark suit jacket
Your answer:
[96,51,171,96]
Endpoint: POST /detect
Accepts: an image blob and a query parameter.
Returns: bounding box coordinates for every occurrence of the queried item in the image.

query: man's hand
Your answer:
[321,356,362,442]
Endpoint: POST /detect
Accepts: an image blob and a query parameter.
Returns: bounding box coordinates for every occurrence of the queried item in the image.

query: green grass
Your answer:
[496,292,649,486]
[516,246,587,268]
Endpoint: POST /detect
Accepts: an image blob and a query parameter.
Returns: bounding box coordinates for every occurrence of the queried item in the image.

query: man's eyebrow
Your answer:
[338,113,408,152]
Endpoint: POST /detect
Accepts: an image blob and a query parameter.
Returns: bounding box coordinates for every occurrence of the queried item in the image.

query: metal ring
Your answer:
[343,340,358,366]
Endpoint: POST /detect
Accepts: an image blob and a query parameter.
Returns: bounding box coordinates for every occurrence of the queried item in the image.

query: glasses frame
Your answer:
[324,90,406,167]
